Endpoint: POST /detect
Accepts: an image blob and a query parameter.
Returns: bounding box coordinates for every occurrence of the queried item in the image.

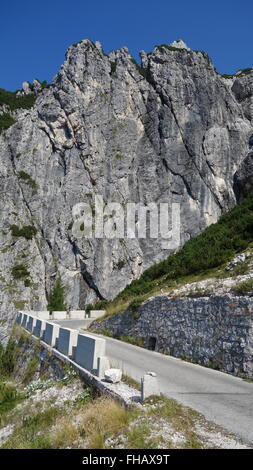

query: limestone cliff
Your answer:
[0,39,253,342]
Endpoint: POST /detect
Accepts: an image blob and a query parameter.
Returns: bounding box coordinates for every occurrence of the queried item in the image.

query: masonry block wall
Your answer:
[91,294,253,378]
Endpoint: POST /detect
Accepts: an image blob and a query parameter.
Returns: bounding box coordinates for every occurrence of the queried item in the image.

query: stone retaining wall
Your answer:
[91,294,253,378]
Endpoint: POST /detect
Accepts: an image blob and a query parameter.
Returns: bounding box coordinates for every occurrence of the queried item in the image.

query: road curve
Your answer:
[56,320,253,446]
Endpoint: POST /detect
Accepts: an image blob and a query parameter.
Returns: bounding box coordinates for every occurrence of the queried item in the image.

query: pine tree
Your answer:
[47,277,66,313]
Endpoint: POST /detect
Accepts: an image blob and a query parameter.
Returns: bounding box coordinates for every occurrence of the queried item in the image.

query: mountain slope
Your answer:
[1,39,253,342]
[88,190,253,319]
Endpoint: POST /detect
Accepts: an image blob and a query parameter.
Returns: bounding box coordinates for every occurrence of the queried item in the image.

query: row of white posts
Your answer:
[16,311,109,377]
[18,310,106,321]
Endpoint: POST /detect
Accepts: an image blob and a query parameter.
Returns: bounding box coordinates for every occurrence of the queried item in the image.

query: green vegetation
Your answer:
[0,113,16,133]
[128,296,146,312]
[17,171,39,193]
[0,341,16,377]
[0,88,35,110]
[221,73,234,79]
[10,225,37,240]
[34,79,49,89]
[233,277,253,294]
[226,260,250,277]
[237,68,253,77]
[116,259,125,269]
[146,395,202,448]
[156,44,183,52]
[156,44,190,53]
[89,300,108,311]
[120,335,144,347]
[121,374,141,391]
[2,406,61,449]
[110,61,117,74]
[72,40,83,48]
[220,68,253,79]
[98,328,114,337]
[11,264,30,280]
[47,277,67,313]
[13,301,26,310]
[90,191,253,318]
[116,191,253,295]
[23,356,40,386]
[115,153,123,160]
[0,383,19,416]
[73,389,92,405]
[130,58,147,78]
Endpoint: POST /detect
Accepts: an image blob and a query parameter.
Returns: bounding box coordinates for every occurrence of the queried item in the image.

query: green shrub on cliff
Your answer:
[11,264,30,280]
[10,225,37,240]
[233,278,253,294]
[115,191,253,300]
[0,340,16,377]
[0,88,35,110]
[91,192,253,317]
[0,113,16,133]
[0,383,18,416]
[47,277,66,313]
[17,171,39,193]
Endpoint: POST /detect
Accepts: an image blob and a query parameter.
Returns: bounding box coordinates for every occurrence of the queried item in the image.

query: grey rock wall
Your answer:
[91,294,253,378]
[1,39,253,342]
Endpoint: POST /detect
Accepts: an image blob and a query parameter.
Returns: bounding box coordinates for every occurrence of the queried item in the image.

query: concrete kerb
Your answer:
[89,310,106,319]
[21,311,50,320]
[52,311,67,320]
[35,311,50,320]
[69,310,86,320]
[57,327,78,357]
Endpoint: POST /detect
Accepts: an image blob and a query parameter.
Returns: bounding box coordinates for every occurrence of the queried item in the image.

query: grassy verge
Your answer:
[0,383,22,419]
[3,393,245,449]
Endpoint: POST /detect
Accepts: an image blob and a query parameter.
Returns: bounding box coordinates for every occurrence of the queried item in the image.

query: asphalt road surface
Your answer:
[56,319,253,446]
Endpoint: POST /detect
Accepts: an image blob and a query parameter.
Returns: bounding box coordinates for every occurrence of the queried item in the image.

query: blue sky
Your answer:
[1,0,252,91]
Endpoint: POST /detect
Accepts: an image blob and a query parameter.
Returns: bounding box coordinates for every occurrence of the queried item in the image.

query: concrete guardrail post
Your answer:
[141,371,160,401]
[89,310,106,319]
[57,327,78,357]
[69,310,86,320]
[16,311,23,325]
[75,333,106,372]
[21,313,28,329]
[33,319,46,339]
[26,315,37,332]
[43,322,60,348]
[97,356,110,379]
[52,311,67,320]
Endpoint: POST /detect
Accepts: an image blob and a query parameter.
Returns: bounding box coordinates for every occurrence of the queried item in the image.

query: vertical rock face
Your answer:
[0,39,253,342]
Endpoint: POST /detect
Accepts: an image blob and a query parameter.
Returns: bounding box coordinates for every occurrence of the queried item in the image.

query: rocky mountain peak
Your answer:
[169,39,191,50]
[0,38,253,342]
